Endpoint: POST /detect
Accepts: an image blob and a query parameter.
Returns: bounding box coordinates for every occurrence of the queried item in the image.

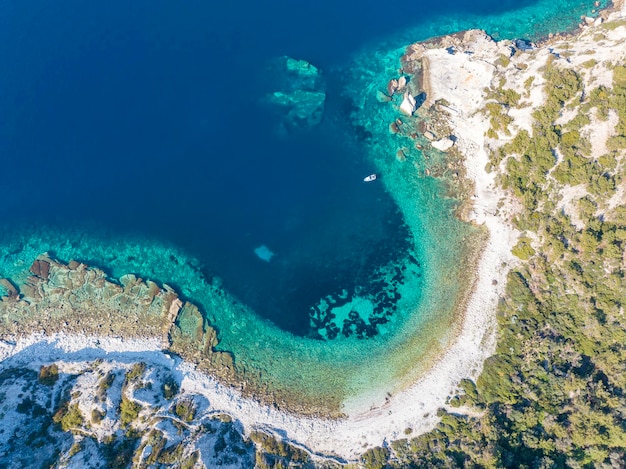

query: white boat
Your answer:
[363,174,377,182]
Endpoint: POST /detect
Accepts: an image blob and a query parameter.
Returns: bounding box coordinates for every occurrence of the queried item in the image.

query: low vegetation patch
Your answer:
[53,402,83,432]
[119,396,141,428]
[38,364,59,386]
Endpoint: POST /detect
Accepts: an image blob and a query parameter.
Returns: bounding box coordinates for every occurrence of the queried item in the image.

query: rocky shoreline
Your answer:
[0,255,344,418]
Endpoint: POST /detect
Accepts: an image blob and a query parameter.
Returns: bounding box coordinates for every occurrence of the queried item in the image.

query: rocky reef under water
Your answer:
[264,56,326,134]
[307,252,421,340]
[0,254,353,417]
[0,254,236,383]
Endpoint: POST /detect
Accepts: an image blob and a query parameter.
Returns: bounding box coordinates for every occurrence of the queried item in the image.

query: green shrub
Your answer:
[38,364,59,386]
[606,134,626,152]
[361,446,390,469]
[97,371,116,401]
[162,376,179,400]
[250,431,309,464]
[512,238,536,260]
[566,112,591,131]
[53,403,84,432]
[598,153,618,171]
[613,65,626,87]
[119,396,141,428]
[174,399,196,423]
[459,378,479,403]
[68,442,82,458]
[448,395,466,407]
[582,59,597,69]
[126,362,146,382]
[103,436,139,469]
[524,76,535,91]
[180,452,199,469]
[145,431,167,465]
[560,129,580,147]
[496,53,511,68]
[544,64,581,105]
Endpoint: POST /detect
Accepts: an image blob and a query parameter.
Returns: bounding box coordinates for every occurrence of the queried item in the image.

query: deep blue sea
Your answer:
[0,0,424,335]
[0,0,605,405]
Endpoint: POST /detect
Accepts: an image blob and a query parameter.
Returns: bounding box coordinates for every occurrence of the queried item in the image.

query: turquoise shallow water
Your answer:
[0,0,607,409]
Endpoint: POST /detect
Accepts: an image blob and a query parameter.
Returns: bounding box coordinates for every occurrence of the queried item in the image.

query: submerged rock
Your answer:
[376,90,392,102]
[254,244,274,262]
[396,148,408,162]
[0,278,18,300]
[265,56,326,134]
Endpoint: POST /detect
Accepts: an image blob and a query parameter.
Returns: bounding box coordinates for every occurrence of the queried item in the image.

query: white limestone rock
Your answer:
[431,137,455,152]
[400,92,417,116]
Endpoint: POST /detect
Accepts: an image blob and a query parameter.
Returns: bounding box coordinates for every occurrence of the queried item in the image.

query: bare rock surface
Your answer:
[399,91,417,115]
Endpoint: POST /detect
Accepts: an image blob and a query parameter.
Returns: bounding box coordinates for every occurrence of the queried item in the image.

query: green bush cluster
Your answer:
[157,441,198,468]
[97,371,116,401]
[384,170,626,468]
[125,362,146,382]
[582,58,597,69]
[250,430,310,468]
[511,237,536,260]
[102,435,139,469]
[38,364,59,386]
[524,76,535,93]
[361,446,391,469]
[496,53,511,68]
[485,102,514,137]
[53,402,84,432]
[483,82,521,137]
[174,398,196,422]
[162,376,179,400]
[119,395,141,428]
[142,430,167,465]
[495,62,623,212]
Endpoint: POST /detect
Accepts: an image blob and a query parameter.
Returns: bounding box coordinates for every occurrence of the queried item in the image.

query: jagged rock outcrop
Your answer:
[0,355,255,468]
[432,136,455,151]
[0,254,180,340]
[400,91,417,116]
[387,75,408,96]
[168,302,235,379]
